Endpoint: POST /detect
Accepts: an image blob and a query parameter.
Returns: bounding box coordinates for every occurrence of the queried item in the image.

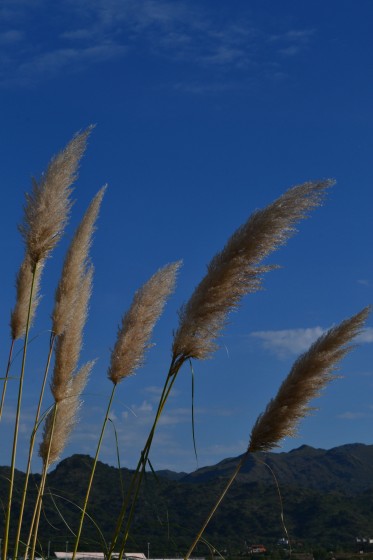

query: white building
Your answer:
[54,553,146,560]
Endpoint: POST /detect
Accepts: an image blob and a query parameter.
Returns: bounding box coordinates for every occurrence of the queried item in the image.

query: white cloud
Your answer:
[337,411,373,420]
[0,0,314,88]
[0,38,128,87]
[285,29,315,40]
[1,404,36,424]
[19,43,127,77]
[200,45,248,66]
[251,325,373,357]
[0,30,23,44]
[158,405,235,425]
[144,385,181,400]
[108,410,118,421]
[251,326,325,356]
[269,28,314,59]
[117,400,153,421]
[279,46,301,57]
[173,81,240,95]
[136,400,153,413]
[0,0,42,22]
[60,28,96,41]
[357,279,370,286]
[144,385,164,396]
[159,407,191,426]
[269,29,315,43]
[356,327,373,343]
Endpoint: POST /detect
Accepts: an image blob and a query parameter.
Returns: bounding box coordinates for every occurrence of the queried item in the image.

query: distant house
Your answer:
[54,553,146,560]
[249,545,266,554]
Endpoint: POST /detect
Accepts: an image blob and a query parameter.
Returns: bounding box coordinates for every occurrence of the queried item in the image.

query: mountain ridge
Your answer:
[175,442,373,492]
[1,442,373,554]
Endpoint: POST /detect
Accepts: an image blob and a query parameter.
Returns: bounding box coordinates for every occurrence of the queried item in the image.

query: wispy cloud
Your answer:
[337,411,373,420]
[173,81,241,95]
[251,326,325,356]
[202,440,247,458]
[0,390,237,472]
[251,325,373,357]
[279,45,301,57]
[119,399,154,423]
[0,0,315,88]
[355,370,373,377]
[144,384,181,401]
[66,396,239,469]
[1,41,127,86]
[269,29,315,42]
[357,327,373,343]
[158,405,234,426]
[0,404,36,425]
[159,407,192,426]
[0,30,23,44]
[269,28,315,59]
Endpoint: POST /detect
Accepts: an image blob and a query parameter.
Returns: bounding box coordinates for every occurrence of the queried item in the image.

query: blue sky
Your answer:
[0,0,373,474]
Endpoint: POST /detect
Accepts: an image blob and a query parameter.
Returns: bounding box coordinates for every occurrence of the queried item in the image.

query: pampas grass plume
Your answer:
[249,306,371,453]
[172,180,334,362]
[19,127,93,267]
[39,361,94,466]
[108,261,182,385]
[52,186,106,335]
[10,255,44,340]
[51,266,93,402]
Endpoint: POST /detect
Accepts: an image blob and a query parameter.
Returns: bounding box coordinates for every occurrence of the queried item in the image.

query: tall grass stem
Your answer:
[2,265,38,560]
[29,403,58,560]
[72,383,117,559]
[113,359,183,560]
[184,449,250,560]
[0,339,15,422]
[106,360,179,559]
[13,332,57,560]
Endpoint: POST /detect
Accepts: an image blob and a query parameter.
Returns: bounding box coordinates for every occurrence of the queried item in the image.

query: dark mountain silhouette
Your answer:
[181,443,373,493]
[1,444,373,557]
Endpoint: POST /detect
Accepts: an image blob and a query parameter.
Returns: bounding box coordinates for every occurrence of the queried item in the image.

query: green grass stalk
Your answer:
[184,449,250,560]
[72,383,117,560]
[13,332,57,560]
[29,403,58,560]
[2,264,38,560]
[0,339,15,422]
[108,357,184,560]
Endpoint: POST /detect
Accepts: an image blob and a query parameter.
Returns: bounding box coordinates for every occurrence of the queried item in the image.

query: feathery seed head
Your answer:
[19,126,93,267]
[10,255,44,340]
[52,186,106,335]
[108,261,182,385]
[51,266,93,402]
[172,180,334,362]
[39,361,94,466]
[248,306,371,453]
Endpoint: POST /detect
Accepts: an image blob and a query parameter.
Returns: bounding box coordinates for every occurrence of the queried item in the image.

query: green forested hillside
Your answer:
[1,445,373,557]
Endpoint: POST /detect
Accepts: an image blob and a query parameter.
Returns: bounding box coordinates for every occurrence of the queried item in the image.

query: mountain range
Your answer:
[179,443,373,493]
[1,443,373,556]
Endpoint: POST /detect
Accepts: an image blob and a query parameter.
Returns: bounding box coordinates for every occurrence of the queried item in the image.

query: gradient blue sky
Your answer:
[0,0,373,474]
